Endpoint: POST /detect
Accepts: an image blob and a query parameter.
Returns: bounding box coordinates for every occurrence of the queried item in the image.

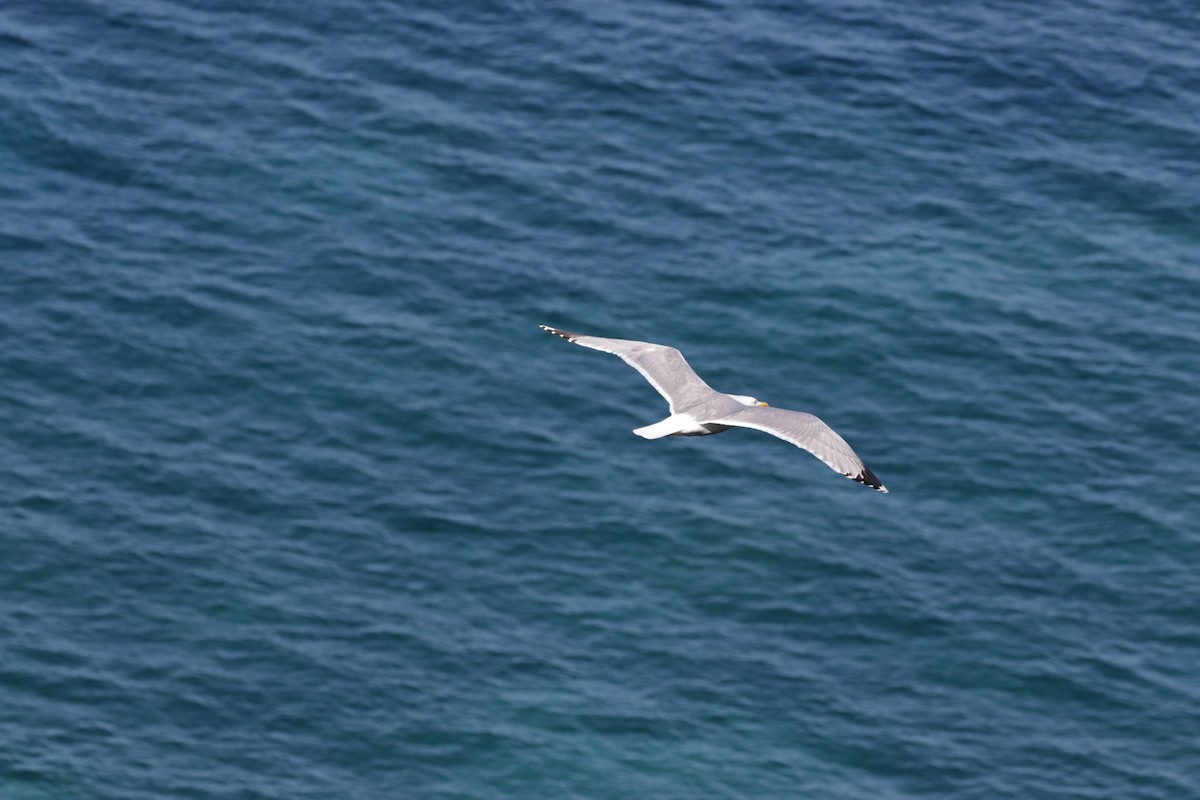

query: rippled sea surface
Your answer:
[3,1,1199,797]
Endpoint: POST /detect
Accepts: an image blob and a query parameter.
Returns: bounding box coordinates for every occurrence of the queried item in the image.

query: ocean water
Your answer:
[2,0,1199,797]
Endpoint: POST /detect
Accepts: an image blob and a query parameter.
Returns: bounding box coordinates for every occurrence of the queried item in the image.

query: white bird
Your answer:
[541,325,888,492]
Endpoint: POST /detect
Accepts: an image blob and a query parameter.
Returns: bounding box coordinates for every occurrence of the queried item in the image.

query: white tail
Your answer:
[632,416,688,439]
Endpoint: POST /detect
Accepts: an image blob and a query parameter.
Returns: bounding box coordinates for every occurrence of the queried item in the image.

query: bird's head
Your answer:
[730,395,769,407]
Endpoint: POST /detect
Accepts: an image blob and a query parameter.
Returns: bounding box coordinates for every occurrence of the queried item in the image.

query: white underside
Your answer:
[632,414,711,439]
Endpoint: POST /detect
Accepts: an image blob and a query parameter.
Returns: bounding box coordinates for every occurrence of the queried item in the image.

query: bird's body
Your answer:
[540,324,888,492]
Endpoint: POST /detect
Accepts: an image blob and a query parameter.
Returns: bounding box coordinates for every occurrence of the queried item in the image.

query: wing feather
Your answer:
[540,325,716,412]
[710,406,888,492]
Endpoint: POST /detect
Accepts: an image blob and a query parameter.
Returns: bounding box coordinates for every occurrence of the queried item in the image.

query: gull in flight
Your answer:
[540,325,888,492]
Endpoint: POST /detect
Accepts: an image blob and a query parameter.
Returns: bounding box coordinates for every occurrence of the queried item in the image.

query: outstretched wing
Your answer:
[540,325,716,412]
[710,406,888,492]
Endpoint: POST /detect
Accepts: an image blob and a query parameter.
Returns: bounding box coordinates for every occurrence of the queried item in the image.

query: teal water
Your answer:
[3,1,1199,798]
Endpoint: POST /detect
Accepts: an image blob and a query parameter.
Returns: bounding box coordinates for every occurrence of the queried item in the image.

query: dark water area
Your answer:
[2,1,1198,797]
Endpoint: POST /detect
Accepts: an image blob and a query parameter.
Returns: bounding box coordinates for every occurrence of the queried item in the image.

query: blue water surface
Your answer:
[2,0,1199,797]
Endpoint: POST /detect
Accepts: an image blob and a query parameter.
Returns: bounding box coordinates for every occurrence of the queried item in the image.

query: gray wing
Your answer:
[540,325,716,412]
[710,406,888,492]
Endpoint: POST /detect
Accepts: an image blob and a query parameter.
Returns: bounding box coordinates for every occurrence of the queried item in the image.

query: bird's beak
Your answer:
[756,401,769,407]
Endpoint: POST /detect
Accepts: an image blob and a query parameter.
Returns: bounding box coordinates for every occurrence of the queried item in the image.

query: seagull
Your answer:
[540,325,888,492]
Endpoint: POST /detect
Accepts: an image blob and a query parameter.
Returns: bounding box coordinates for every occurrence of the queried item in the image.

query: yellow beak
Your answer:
[756,401,769,407]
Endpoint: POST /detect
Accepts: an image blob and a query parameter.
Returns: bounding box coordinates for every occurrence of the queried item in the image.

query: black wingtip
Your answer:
[851,465,888,493]
[540,324,581,342]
